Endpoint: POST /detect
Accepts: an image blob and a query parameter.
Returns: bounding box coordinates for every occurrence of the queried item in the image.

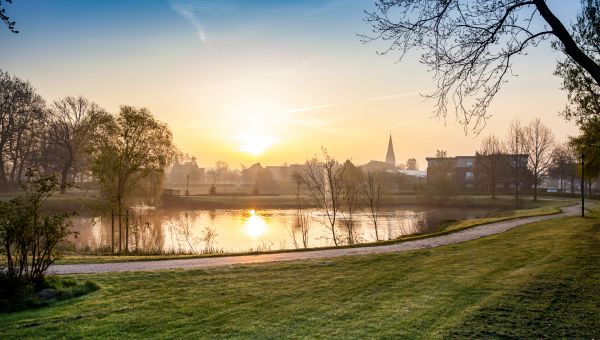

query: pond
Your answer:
[68,206,494,254]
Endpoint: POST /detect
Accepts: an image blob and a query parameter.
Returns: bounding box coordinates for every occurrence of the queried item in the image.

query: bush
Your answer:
[0,273,99,312]
[0,172,76,297]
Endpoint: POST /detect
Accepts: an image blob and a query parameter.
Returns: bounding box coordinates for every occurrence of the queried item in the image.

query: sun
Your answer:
[237,132,276,155]
[244,209,267,238]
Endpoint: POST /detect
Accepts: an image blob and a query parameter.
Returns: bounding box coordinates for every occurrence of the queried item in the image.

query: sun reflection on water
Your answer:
[244,209,267,238]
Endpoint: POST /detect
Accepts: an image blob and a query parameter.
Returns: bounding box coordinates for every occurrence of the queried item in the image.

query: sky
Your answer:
[0,0,583,170]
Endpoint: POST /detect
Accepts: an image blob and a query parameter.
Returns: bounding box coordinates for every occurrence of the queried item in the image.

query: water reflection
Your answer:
[244,210,267,238]
[68,207,491,254]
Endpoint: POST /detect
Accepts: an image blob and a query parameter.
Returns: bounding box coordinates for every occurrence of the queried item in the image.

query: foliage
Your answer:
[405,158,418,170]
[89,106,177,212]
[0,69,46,191]
[426,172,459,200]
[363,0,600,132]
[0,274,99,313]
[1,212,598,337]
[570,117,600,181]
[549,142,579,193]
[555,0,600,125]
[0,172,73,293]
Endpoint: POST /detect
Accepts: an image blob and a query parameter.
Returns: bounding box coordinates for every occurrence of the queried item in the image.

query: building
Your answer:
[426,154,530,191]
[385,133,396,167]
[426,156,476,189]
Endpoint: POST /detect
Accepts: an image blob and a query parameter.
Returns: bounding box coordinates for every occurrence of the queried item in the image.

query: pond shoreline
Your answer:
[49,203,582,272]
[57,201,572,265]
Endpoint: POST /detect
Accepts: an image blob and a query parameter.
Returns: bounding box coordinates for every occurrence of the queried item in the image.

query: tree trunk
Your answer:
[60,168,69,194]
[535,0,600,86]
[533,181,538,201]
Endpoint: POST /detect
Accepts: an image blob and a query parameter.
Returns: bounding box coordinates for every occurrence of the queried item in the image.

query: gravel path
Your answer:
[50,203,584,275]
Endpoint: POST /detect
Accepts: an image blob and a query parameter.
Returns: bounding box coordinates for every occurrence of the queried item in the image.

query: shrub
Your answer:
[0,171,74,288]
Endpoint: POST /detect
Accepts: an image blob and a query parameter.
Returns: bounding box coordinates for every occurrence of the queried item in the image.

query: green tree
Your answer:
[555,0,600,125]
[0,171,73,286]
[89,106,176,252]
[570,117,600,192]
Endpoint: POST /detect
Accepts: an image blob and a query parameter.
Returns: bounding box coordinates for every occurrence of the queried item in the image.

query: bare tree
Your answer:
[0,70,45,191]
[46,96,106,193]
[303,148,346,246]
[290,170,310,249]
[550,142,579,193]
[359,170,383,242]
[0,0,18,33]
[363,0,600,131]
[476,135,506,198]
[505,120,526,199]
[524,118,555,200]
[341,160,361,245]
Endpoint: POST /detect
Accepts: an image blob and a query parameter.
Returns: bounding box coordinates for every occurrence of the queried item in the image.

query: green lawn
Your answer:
[1,207,598,338]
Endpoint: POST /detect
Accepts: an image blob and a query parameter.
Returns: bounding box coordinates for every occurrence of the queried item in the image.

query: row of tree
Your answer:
[0,70,177,215]
[476,118,596,200]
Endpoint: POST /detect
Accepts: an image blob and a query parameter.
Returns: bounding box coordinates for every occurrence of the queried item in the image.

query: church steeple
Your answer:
[385,133,396,167]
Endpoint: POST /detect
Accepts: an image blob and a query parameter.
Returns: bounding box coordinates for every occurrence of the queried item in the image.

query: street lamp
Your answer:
[581,154,585,217]
[186,174,190,196]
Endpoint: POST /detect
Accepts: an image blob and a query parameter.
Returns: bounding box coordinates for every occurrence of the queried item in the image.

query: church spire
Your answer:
[386,133,396,167]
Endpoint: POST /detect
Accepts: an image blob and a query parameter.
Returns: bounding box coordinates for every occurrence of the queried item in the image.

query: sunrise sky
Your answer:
[0,0,582,170]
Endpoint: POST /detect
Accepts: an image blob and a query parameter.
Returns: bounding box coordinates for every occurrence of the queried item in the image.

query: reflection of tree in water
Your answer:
[129,210,164,253]
[289,212,310,249]
[164,212,199,253]
[208,210,217,222]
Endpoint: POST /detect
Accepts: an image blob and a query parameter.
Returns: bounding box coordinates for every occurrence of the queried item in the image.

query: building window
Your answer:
[465,171,474,179]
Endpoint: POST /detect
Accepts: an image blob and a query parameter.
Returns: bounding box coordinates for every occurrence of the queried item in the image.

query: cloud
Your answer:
[169,0,234,43]
[369,90,427,101]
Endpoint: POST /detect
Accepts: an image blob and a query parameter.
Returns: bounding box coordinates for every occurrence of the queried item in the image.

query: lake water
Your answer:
[68,207,493,254]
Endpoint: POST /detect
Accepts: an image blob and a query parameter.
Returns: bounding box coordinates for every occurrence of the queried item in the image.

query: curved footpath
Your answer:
[50,203,585,275]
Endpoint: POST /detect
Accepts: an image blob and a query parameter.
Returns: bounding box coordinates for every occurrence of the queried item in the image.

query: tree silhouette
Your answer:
[1,0,18,33]
[364,0,600,132]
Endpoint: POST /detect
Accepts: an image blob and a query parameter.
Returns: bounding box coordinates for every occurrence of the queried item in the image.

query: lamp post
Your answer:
[581,154,585,217]
[186,174,190,196]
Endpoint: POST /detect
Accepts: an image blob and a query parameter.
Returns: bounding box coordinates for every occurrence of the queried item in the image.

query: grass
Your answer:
[54,198,575,265]
[1,206,598,338]
[0,191,106,213]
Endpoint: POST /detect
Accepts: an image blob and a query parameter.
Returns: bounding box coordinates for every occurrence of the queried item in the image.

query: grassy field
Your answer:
[1,206,598,338]
[55,199,573,264]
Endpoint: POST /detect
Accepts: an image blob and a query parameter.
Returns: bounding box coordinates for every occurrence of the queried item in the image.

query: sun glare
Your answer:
[244,209,267,238]
[238,132,276,155]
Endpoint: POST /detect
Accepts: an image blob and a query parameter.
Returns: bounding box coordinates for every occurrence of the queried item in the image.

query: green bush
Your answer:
[0,171,99,312]
[0,273,99,312]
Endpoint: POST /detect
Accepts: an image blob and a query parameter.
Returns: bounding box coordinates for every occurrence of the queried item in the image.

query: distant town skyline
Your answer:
[0,0,582,168]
